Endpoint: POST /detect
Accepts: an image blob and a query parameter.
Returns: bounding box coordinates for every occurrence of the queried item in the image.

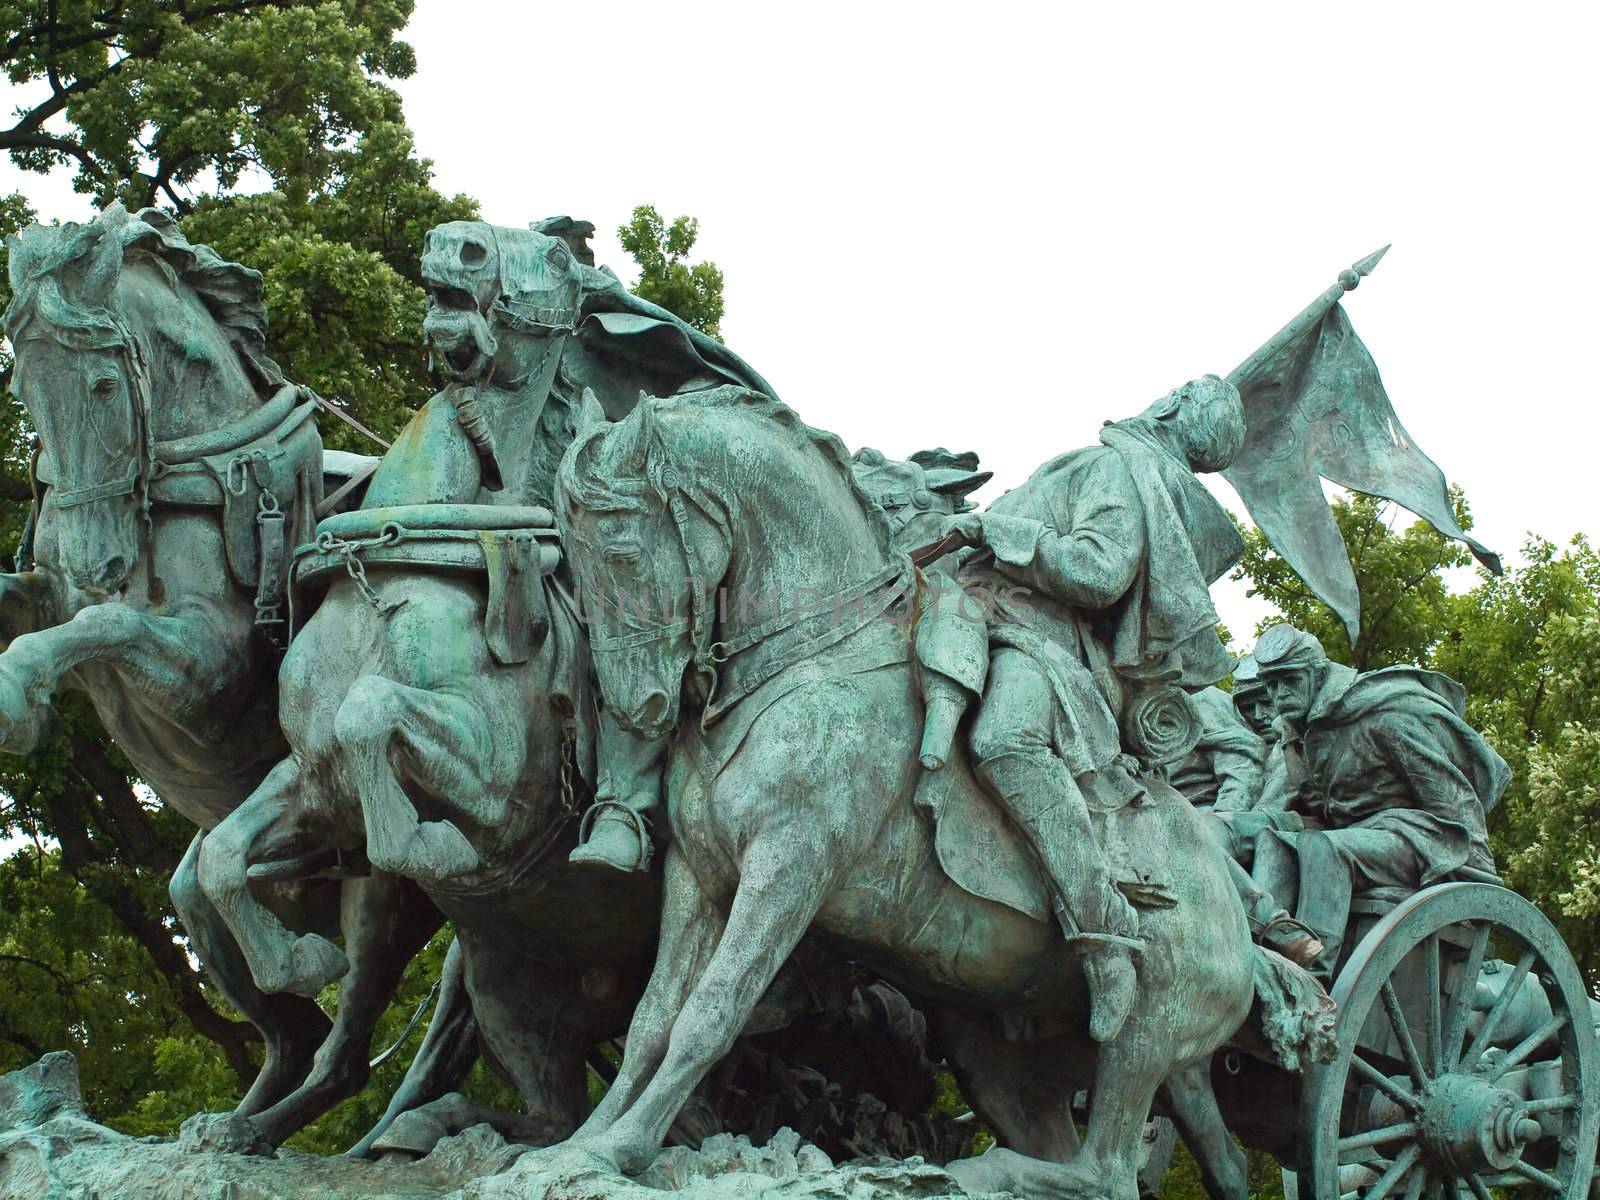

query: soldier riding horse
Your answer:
[549,387,1334,1199]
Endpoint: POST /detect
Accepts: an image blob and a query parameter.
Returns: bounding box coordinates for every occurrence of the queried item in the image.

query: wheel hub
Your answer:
[1415,1073,1541,1174]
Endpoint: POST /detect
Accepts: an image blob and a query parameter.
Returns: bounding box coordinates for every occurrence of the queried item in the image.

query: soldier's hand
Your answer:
[942,512,984,546]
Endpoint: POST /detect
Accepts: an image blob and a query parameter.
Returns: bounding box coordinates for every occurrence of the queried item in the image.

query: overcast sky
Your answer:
[4,1,1596,636]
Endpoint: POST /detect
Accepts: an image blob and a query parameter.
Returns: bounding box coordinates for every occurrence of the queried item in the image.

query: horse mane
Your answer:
[5,204,283,391]
[560,385,894,557]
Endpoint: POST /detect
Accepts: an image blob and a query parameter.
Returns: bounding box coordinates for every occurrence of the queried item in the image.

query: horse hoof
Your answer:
[0,667,54,752]
[178,1110,271,1156]
[408,820,480,881]
[284,933,349,997]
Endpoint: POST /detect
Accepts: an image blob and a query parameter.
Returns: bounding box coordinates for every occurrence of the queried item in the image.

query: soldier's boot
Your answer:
[977,752,1142,1042]
[569,802,653,873]
[1227,856,1324,967]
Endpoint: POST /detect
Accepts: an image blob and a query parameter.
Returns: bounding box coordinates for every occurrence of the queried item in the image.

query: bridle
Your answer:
[585,459,914,732]
[21,313,163,601]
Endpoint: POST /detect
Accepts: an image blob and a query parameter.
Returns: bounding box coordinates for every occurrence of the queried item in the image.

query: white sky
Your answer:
[4,0,1597,636]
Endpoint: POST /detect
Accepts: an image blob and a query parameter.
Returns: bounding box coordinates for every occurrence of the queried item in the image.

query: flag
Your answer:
[1223,301,1500,643]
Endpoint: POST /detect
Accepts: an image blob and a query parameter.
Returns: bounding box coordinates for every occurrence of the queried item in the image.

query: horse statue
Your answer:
[550,387,1334,1199]
[185,217,803,1153]
[0,203,440,1141]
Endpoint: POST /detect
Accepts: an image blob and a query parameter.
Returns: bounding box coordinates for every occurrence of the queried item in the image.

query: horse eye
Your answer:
[604,541,642,564]
[91,375,118,398]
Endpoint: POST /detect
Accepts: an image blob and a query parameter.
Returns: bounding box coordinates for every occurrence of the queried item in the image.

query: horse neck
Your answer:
[716,418,894,606]
[121,265,263,443]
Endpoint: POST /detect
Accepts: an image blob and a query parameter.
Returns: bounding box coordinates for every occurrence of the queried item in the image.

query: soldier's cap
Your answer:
[1231,654,1265,694]
[1253,624,1329,675]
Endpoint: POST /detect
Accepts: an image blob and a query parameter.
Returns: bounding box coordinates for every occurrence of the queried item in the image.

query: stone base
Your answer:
[0,1054,996,1200]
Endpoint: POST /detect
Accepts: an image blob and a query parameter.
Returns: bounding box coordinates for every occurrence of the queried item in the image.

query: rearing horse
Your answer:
[0,204,438,1139]
[553,388,1332,1199]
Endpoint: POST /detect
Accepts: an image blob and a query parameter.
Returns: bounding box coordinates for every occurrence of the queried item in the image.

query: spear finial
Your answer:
[1227,245,1392,387]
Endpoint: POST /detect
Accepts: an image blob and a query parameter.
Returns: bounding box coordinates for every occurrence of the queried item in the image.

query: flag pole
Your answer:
[1225,245,1390,387]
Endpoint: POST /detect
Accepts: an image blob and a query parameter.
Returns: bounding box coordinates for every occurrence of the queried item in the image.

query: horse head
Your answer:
[5,204,272,596]
[559,388,899,739]
[557,393,733,738]
[421,220,585,388]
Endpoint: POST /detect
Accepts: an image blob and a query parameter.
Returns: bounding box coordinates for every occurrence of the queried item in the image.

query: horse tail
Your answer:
[1249,945,1338,1072]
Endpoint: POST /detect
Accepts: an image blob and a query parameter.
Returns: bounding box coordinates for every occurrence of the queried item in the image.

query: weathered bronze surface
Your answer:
[2,212,1593,1200]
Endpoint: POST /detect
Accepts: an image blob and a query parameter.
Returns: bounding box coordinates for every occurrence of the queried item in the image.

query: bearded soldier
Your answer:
[1241,624,1508,974]
[940,374,1249,1040]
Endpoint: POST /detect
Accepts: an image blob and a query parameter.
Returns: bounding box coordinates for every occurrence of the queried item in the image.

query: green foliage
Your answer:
[617,205,726,339]
[1235,499,1600,993]
[0,1,418,211]
[1433,535,1600,982]
[1232,491,1475,670]
[0,0,473,1138]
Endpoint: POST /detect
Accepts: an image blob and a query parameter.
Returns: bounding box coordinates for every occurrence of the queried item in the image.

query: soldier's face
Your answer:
[1233,688,1275,737]
[1262,669,1317,727]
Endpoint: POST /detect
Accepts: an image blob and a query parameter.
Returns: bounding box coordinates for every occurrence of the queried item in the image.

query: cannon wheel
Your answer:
[1301,882,1598,1200]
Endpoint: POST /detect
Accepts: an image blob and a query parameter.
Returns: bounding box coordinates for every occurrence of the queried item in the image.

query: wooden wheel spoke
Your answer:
[1352,1052,1423,1111]
[1423,933,1443,1076]
[1338,1121,1419,1159]
[1363,1144,1422,1200]
[1462,949,1535,1070]
[1507,1159,1565,1192]
[1443,924,1491,1068]
[1446,1179,1470,1200]
[1485,1012,1568,1082]
[1463,1174,1494,1200]
[1402,1163,1427,1200]
[1382,979,1432,1086]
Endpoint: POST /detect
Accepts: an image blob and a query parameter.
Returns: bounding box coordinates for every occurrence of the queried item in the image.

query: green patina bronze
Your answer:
[0,214,1594,1200]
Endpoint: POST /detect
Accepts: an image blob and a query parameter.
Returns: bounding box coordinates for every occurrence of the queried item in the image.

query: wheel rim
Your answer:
[1301,883,1599,1200]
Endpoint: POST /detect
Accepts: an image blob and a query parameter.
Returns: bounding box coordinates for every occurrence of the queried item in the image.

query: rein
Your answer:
[608,466,915,729]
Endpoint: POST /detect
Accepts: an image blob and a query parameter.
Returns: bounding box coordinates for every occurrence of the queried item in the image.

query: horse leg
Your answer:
[584,834,834,1174]
[349,936,480,1159]
[455,930,592,1142]
[245,872,443,1147]
[196,757,351,997]
[934,1002,1083,1163]
[330,675,490,882]
[0,600,237,753]
[170,831,332,1116]
[575,849,727,1137]
[1157,1060,1248,1200]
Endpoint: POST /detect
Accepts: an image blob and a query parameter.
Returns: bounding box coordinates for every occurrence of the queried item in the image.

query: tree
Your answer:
[0,0,473,1130]
[1231,490,1475,670]
[1432,536,1600,983]
[617,204,726,338]
[0,0,418,213]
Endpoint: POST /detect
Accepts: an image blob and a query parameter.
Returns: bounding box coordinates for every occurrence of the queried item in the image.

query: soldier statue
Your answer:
[1224,624,1510,974]
[937,374,1250,1040]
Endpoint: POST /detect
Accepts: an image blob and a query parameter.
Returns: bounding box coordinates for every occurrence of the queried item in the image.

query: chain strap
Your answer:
[313,525,407,613]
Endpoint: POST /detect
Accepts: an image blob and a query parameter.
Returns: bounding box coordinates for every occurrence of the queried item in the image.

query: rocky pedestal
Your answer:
[0,1055,996,1200]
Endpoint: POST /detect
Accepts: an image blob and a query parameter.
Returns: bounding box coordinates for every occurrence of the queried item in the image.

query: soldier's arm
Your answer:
[978,460,1143,609]
[1371,712,1483,822]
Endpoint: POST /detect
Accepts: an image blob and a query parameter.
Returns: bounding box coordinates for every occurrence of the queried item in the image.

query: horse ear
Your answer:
[66,213,126,309]
[607,394,659,477]
[574,387,608,441]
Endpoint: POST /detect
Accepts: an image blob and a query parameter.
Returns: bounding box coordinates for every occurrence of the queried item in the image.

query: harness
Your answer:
[589,466,917,730]
[30,312,326,631]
